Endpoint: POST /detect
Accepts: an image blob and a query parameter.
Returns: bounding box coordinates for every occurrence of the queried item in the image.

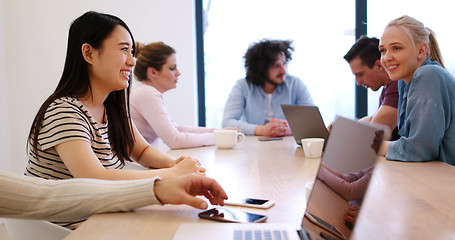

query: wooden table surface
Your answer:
[351,157,455,240]
[66,136,455,240]
[67,136,320,239]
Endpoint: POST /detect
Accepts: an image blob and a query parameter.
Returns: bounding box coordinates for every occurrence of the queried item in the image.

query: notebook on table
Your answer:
[173,116,383,240]
[280,104,328,145]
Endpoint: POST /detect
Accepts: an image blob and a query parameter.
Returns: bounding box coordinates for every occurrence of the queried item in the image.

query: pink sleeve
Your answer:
[175,124,216,134]
[339,166,373,182]
[317,166,373,201]
[132,87,215,149]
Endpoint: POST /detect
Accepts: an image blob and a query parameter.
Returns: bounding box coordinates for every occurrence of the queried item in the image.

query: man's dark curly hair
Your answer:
[244,39,294,86]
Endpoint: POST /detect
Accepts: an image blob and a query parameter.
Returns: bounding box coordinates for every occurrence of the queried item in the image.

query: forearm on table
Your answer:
[78,167,175,180]
[358,115,373,123]
[322,165,345,179]
[165,132,215,149]
[254,125,265,136]
[176,124,215,133]
[342,166,373,182]
[145,109,214,148]
[318,167,369,201]
[156,123,215,149]
[223,118,256,135]
[371,105,397,134]
[135,145,175,169]
[222,98,255,134]
[379,140,390,157]
[0,171,160,221]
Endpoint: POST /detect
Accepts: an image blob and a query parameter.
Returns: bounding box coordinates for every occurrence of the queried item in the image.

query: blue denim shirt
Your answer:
[386,60,455,166]
[222,75,314,135]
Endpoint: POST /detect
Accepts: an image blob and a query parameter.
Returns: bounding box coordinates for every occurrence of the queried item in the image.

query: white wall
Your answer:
[0,0,198,173]
[0,0,11,171]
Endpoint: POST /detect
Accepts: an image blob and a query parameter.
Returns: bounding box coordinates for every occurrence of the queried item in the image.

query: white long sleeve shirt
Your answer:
[130,83,215,149]
[0,170,161,221]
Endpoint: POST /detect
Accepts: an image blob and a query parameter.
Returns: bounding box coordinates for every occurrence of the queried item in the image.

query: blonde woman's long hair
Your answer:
[386,15,445,68]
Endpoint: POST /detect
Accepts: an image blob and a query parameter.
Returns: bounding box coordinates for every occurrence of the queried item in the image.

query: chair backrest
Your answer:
[5,219,71,240]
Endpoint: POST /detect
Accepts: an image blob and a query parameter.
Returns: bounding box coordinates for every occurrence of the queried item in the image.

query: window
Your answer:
[367,0,455,77]
[203,0,357,128]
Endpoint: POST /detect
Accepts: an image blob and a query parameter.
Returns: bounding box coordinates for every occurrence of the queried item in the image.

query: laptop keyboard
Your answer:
[233,229,289,240]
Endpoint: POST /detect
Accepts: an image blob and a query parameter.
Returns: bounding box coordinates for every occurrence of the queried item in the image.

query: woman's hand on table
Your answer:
[171,156,206,177]
[154,173,228,209]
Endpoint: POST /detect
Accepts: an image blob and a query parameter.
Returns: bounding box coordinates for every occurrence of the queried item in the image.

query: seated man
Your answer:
[343,36,399,140]
[222,39,314,137]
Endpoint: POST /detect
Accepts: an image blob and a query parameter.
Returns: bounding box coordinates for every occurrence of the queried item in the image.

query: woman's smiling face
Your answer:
[379,25,423,83]
[88,25,135,94]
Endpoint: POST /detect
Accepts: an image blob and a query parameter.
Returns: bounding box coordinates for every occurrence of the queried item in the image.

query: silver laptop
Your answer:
[281,104,329,145]
[173,116,383,240]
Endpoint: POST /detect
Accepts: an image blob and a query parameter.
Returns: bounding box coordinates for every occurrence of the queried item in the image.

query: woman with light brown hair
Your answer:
[131,42,219,149]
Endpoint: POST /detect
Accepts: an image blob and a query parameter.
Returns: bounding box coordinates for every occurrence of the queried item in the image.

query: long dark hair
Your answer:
[28,11,136,164]
[244,39,294,86]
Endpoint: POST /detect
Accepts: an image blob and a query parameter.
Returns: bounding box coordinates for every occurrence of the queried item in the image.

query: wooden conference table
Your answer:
[66,136,455,240]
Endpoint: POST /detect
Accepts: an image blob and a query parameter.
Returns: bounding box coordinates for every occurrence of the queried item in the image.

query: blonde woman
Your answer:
[378,15,455,166]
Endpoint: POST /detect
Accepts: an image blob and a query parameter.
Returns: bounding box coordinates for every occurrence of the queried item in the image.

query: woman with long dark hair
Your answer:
[25,11,205,228]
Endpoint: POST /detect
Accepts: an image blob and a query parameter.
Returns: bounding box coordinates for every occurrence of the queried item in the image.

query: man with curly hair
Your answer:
[222,39,314,137]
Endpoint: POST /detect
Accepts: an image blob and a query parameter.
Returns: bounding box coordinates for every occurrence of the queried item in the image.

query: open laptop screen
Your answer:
[281,104,329,145]
[301,116,384,240]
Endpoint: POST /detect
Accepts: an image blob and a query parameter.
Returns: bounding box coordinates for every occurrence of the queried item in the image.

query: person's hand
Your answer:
[154,174,228,209]
[174,155,191,164]
[171,156,206,177]
[343,205,360,226]
[256,119,292,137]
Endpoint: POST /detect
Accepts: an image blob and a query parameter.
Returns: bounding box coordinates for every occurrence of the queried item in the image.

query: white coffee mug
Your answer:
[214,130,245,149]
[301,138,324,158]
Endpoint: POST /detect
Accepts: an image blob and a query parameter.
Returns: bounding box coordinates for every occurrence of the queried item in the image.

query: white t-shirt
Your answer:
[265,93,274,123]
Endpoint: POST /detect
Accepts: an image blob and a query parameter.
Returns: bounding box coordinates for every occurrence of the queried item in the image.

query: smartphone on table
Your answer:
[224,198,275,209]
[258,137,283,141]
[198,207,267,223]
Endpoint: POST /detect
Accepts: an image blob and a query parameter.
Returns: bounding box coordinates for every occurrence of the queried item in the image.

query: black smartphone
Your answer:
[198,207,267,223]
[258,137,283,141]
[305,212,345,240]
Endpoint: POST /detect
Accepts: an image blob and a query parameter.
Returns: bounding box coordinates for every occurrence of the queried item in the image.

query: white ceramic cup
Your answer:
[214,130,245,149]
[301,138,324,158]
[305,180,315,202]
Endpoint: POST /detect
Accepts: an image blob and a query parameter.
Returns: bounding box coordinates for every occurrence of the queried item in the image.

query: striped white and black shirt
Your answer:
[25,97,124,229]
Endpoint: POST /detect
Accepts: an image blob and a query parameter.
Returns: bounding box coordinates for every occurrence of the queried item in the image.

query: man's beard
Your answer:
[265,75,285,86]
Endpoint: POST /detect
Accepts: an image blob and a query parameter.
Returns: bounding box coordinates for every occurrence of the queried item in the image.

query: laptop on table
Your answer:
[173,116,383,240]
[281,105,328,145]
